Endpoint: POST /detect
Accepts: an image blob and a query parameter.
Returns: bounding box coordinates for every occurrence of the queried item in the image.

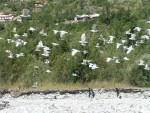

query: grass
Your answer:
[0,81,133,91]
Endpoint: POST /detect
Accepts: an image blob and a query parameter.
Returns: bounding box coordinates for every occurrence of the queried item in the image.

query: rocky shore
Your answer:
[0,88,150,113]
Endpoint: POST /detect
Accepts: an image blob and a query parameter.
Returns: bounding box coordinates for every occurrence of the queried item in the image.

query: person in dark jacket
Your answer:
[88,88,95,98]
[116,88,120,97]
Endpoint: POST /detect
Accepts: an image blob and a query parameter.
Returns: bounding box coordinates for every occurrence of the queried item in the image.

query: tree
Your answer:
[0,23,5,31]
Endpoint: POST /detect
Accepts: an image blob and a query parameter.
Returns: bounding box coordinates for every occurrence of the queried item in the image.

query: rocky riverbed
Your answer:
[0,88,150,113]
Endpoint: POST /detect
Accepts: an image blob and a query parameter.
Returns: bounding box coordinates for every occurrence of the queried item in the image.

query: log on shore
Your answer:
[0,89,10,95]
[1,88,150,98]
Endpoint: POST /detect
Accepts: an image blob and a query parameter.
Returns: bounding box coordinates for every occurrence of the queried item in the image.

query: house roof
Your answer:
[75,13,100,19]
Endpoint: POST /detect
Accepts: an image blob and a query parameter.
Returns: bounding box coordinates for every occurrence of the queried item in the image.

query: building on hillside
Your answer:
[33,1,46,7]
[74,13,100,21]
[20,9,31,18]
[63,13,100,24]
[0,13,14,22]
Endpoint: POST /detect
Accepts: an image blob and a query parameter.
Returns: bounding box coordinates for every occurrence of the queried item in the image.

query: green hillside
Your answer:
[0,0,150,87]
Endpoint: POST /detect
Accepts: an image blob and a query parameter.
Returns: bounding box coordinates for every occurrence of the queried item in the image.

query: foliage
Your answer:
[0,23,5,31]
[0,0,150,87]
[128,54,150,87]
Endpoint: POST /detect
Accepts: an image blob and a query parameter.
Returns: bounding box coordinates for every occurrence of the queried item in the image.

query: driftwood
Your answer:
[0,89,10,95]
[1,88,150,98]
[119,88,145,93]
[9,89,89,98]
[0,89,10,98]
[59,89,88,95]
[99,88,150,93]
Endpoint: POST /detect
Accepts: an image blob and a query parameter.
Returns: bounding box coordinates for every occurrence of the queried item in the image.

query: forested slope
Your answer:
[0,0,150,87]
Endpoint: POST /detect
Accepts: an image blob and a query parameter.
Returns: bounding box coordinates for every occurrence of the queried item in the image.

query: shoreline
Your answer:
[1,87,150,98]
